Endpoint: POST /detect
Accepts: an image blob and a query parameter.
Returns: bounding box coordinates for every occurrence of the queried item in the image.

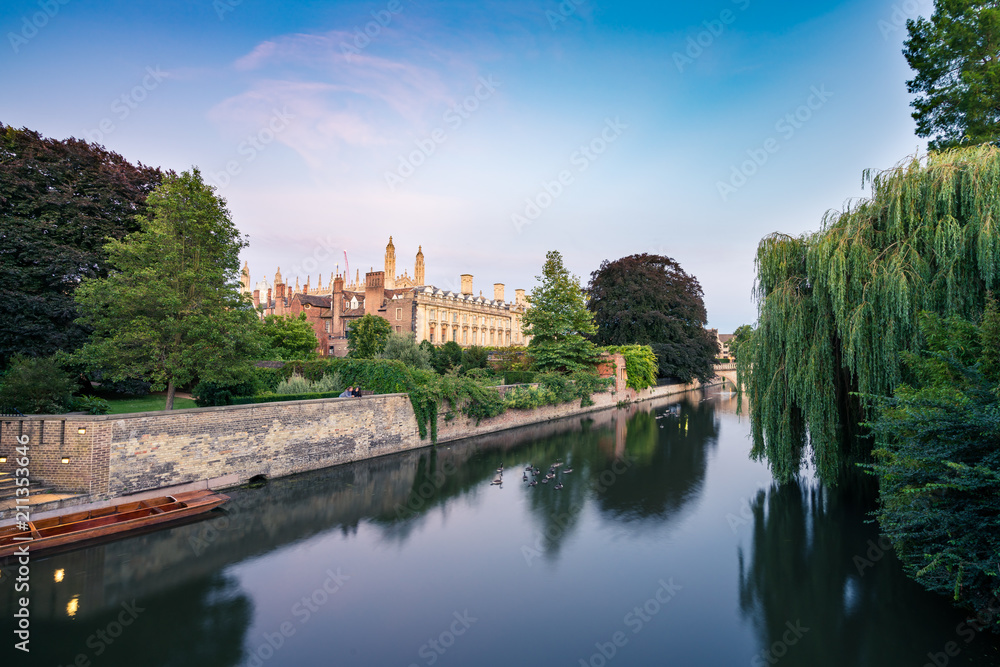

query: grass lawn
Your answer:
[106,395,198,414]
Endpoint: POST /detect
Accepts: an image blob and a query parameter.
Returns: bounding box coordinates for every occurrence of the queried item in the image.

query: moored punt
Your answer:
[0,489,229,558]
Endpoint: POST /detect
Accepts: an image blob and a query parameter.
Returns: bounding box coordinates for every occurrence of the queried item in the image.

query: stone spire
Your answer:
[384,236,396,290]
[240,261,251,295]
[415,245,425,286]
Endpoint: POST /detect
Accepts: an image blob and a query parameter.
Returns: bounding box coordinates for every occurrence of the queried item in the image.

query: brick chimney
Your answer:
[365,270,385,316]
[461,274,473,296]
[493,283,505,302]
[515,289,526,306]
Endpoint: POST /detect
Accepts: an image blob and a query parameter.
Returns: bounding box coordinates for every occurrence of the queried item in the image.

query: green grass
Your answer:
[106,395,198,414]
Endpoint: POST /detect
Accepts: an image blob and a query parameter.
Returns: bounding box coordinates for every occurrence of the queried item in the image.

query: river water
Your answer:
[2,390,998,666]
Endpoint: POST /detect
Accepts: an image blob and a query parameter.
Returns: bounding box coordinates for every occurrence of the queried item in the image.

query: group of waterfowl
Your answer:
[490,460,573,490]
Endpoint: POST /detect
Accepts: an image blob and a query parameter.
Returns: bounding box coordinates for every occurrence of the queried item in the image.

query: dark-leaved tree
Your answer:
[0,124,161,368]
[587,253,717,382]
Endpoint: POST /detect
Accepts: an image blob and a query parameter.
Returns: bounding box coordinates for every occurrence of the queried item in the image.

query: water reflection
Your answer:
[1,388,996,666]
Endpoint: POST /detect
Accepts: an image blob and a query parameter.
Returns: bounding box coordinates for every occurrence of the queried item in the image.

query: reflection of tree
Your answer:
[737,472,976,667]
[10,572,251,667]
[594,396,718,522]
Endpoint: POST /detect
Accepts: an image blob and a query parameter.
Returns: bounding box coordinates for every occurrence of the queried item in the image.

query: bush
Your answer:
[503,371,536,385]
[230,391,345,405]
[379,332,432,370]
[275,372,342,395]
[460,346,489,374]
[71,395,111,415]
[0,355,76,414]
[431,341,463,374]
[409,371,506,441]
[602,345,658,391]
[96,375,152,397]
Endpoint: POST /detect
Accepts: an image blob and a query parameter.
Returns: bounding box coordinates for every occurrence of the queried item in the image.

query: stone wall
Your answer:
[0,379,717,506]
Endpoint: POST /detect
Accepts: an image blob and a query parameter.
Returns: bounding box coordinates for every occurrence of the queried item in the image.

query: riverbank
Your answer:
[0,378,721,523]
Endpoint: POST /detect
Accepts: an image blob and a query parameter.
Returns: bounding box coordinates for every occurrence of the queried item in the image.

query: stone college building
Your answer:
[241,237,531,357]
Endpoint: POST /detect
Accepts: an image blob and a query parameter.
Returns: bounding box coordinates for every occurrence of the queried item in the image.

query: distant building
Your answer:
[242,237,530,357]
[707,329,735,359]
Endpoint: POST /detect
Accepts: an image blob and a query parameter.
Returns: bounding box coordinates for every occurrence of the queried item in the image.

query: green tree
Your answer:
[728,324,753,361]
[430,340,463,374]
[74,168,262,410]
[867,309,1000,627]
[0,124,162,367]
[587,253,717,382]
[904,1,1000,150]
[523,250,600,372]
[260,313,318,360]
[346,314,392,359]
[379,332,432,370]
[0,355,76,414]
[743,145,1000,483]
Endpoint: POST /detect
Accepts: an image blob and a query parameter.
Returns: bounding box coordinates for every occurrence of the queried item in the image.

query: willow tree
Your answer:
[740,144,1000,483]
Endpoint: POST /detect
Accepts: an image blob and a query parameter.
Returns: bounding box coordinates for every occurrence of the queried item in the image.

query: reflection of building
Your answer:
[241,237,530,357]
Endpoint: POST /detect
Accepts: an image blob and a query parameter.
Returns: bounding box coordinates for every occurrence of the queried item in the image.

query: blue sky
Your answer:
[0,0,934,332]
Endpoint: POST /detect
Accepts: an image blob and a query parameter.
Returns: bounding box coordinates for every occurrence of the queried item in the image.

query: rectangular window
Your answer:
[396,326,401,332]
[430,331,435,343]
[396,308,402,321]
[453,313,458,323]
[463,330,468,344]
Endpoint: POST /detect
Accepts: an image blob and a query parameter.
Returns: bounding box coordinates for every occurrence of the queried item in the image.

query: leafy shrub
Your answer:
[503,371,536,385]
[96,375,152,397]
[71,395,111,415]
[0,355,76,414]
[460,346,489,374]
[276,374,314,395]
[409,372,506,441]
[379,333,432,370]
[602,345,658,391]
[230,391,345,405]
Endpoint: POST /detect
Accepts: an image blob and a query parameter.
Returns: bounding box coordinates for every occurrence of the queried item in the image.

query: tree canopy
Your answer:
[867,307,1000,626]
[741,144,1000,483]
[522,250,600,372]
[260,313,319,360]
[587,253,717,382]
[0,124,161,367]
[904,1,1000,150]
[74,168,261,409]
[347,313,392,359]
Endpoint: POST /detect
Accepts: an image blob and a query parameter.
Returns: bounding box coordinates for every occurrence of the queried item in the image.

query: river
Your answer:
[2,389,997,666]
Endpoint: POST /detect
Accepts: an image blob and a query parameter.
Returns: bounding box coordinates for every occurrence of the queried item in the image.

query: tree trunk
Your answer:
[165,380,175,411]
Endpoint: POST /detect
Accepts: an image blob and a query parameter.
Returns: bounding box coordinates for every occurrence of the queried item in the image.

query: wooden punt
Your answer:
[0,489,229,557]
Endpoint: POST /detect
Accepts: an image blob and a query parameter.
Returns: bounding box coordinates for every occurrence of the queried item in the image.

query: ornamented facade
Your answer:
[241,237,530,357]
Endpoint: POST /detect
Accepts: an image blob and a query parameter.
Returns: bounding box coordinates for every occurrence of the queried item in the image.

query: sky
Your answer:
[0,0,935,332]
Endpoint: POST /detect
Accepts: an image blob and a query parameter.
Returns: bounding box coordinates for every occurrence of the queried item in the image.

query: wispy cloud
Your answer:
[209,26,482,168]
